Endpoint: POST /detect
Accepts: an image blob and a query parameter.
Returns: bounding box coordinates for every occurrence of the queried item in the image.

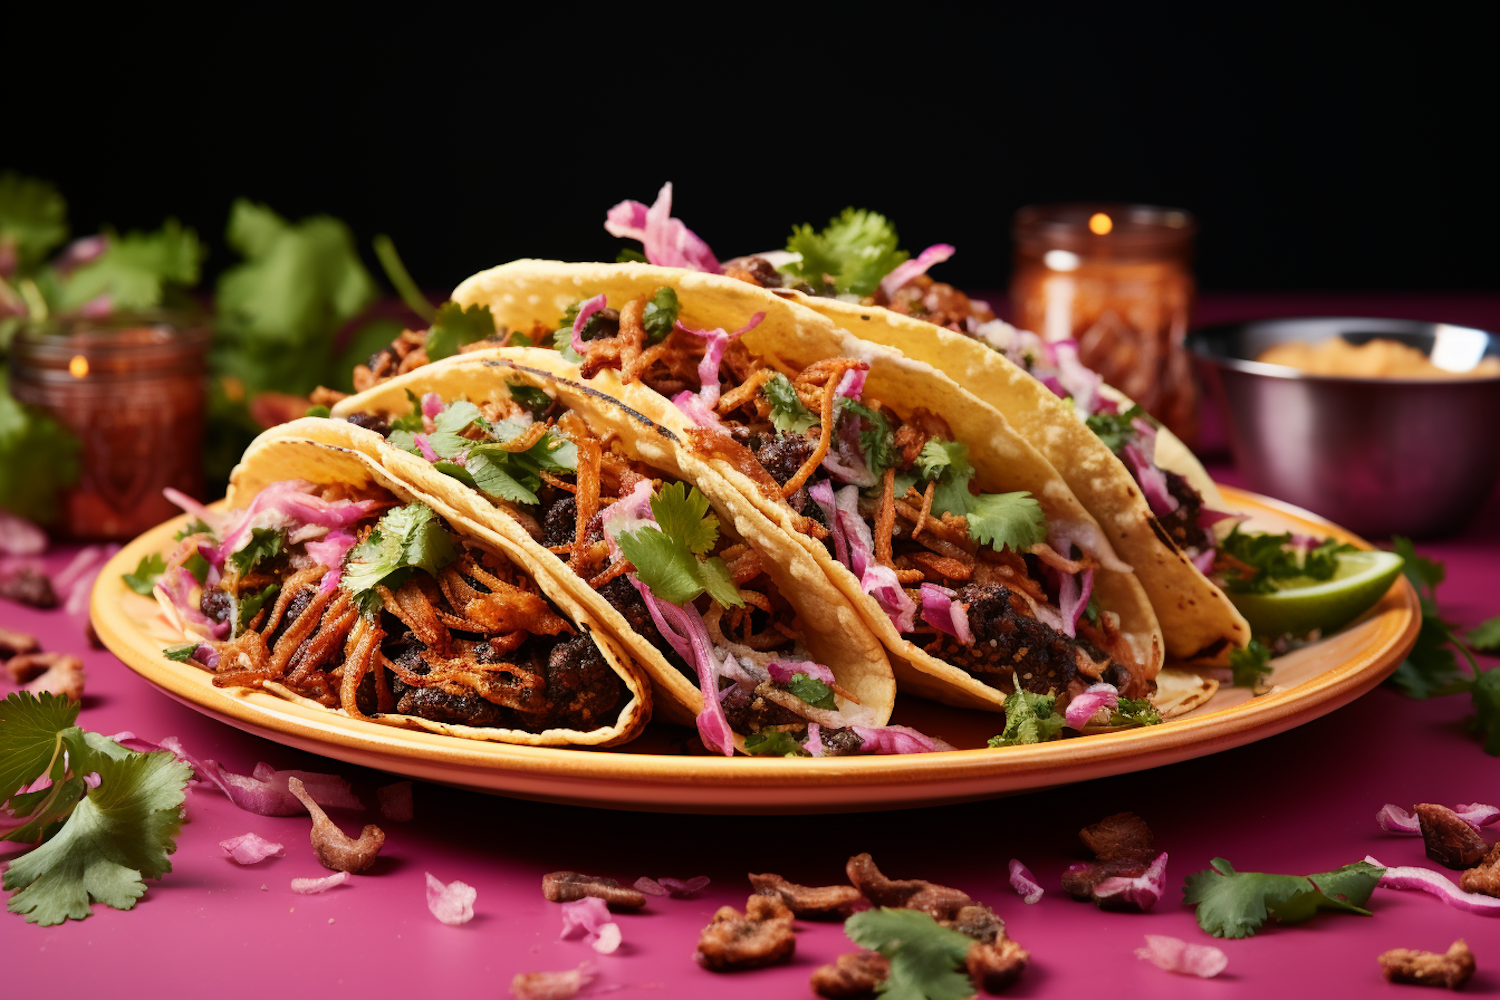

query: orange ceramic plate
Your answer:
[91,487,1419,814]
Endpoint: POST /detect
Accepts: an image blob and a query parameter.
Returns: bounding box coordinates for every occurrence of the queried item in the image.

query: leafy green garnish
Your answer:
[836,397,897,477]
[1229,639,1274,687]
[555,297,612,363]
[988,690,1067,747]
[508,384,554,419]
[0,368,81,524]
[0,172,69,270]
[1471,669,1500,755]
[424,301,495,362]
[1218,528,1357,594]
[916,438,978,521]
[1110,697,1163,727]
[229,527,283,577]
[459,449,539,505]
[58,220,203,311]
[552,325,584,363]
[340,503,460,606]
[613,483,742,609]
[762,373,817,435]
[0,692,192,925]
[641,287,679,344]
[965,492,1048,555]
[162,644,199,663]
[615,248,648,263]
[371,233,436,323]
[742,730,808,757]
[786,673,837,711]
[1468,616,1500,653]
[234,584,279,636]
[173,518,212,541]
[122,554,168,596]
[1182,858,1384,939]
[390,389,425,433]
[305,405,331,419]
[781,209,908,297]
[1083,404,1147,453]
[844,907,975,1000]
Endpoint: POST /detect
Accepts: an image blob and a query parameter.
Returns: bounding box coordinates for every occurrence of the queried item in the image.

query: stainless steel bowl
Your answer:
[1187,317,1500,538]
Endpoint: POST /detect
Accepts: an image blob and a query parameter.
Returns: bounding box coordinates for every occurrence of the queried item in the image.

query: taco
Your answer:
[150,427,649,746]
[323,357,917,759]
[441,261,1165,724]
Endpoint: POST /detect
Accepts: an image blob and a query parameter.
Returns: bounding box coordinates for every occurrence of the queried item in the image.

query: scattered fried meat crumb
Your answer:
[1416,804,1490,870]
[1459,840,1500,897]
[695,894,795,971]
[0,626,39,659]
[0,567,57,608]
[1061,812,1158,908]
[1378,939,1476,989]
[845,853,974,919]
[811,951,890,998]
[510,962,594,1000]
[8,652,85,701]
[542,871,647,909]
[967,930,1031,993]
[750,872,864,918]
[286,776,384,873]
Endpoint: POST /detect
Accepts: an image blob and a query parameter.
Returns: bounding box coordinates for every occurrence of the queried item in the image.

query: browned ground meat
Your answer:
[722,685,807,734]
[1156,470,1214,552]
[543,634,623,730]
[345,411,391,437]
[0,567,56,608]
[395,686,506,728]
[756,432,816,487]
[927,583,1079,692]
[725,256,787,289]
[596,576,690,676]
[1062,812,1159,906]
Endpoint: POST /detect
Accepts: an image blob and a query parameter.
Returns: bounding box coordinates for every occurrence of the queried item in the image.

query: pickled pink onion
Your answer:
[1065,682,1119,729]
[1365,855,1500,915]
[569,293,607,355]
[604,182,720,273]
[1008,859,1043,904]
[1093,852,1168,911]
[879,243,955,297]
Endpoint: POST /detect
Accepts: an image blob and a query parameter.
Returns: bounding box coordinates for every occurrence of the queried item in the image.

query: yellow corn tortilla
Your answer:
[164,428,651,747]
[325,356,897,733]
[445,261,1165,714]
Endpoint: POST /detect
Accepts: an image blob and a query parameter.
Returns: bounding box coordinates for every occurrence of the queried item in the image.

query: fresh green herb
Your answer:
[762,373,817,435]
[162,644,200,663]
[229,527,283,577]
[742,730,808,757]
[781,209,908,297]
[417,400,484,459]
[836,397,898,476]
[1110,697,1163,727]
[1471,669,1500,755]
[1,692,192,925]
[1083,595,1101,624]
[557,297,613,360]
[305,404,331,418]
[340,504,460,607]
[173,519,212,541]
[508,384,554,419]
[58,220,203,311]
[615,248,647,263]
[445,417,578,505]
[844,907,975,1000]
[1084,404,1147,454]
[425,301,495,362]
[234,584,279,636]
[988,690,1067,747]
[459,450,539,505]
[121,555,168,596]
[0,173,68,272]
[1229,639,1274,688]
[1218,528,1357,594]
[1182,858,1384,939]
[552,325,584,363]
[1467,616,1500,652]
[371,233,437,323]
[786,673,837,711]
[916,438,978,520]
[613,483,742,609]
[965,492,1048,555]
[0,368,81,524]
[641,287,679,343]
[390,389,425,433]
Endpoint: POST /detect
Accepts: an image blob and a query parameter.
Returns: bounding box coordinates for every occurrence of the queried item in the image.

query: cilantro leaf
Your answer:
[425,301,495,362]
[697,555,743,610]
[1183,858,1383,939]
[1110,697,1162,727]
[4,748,191,925]
[781,209,909,297]
[0,172,68,270]
[0,692,80,814]
[234,584,279,637]
[173,518,212,541]
[1218,528,1357,595]
[508,384,554,419]
[988,689,1067,747]
[0,368,81,524]
[845,908,974,1000]
[391,389,425,433]
[787,673,837,711]
[229,527,283,577]
[616,527,714,606]
[552,325,584,363]
[965,492,1048,554]
[1392,535,1444,596]
[651,482,719,556]
[305,405,331,418]
[743,730,808,757]
[1466,616,1500,653]
[461,449,540,505]
[1084,404,1147,453]
[162,644,200,663]
[60,219,203,311]
[340,504,460,600]
[613,484,742,609]
[641,287,679,344]
[122,554,168,596]
[1229,639,1274,687]
[1470,668,1500,755]
[918,438,977,520]
[615,248,647,263]
[556,297,612,361]
[836,397,898,476]
[762,373,816,435]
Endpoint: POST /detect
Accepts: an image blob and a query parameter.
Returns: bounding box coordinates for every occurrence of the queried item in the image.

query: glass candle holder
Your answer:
[10,312,210,540]
[1011,204,1198,443]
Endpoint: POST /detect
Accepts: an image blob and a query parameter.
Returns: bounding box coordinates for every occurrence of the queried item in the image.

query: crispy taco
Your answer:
[324,355,916,758]
[440,261,1166,725]
[151,428,649,746]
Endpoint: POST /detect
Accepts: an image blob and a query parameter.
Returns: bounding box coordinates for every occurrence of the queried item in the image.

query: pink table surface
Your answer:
[5,294,1500,998]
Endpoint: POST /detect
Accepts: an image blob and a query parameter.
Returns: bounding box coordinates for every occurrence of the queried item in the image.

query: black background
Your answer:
[9,18,1494,297]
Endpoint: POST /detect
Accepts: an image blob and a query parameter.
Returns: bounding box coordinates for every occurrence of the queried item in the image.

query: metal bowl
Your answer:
[1187,317,1500,538]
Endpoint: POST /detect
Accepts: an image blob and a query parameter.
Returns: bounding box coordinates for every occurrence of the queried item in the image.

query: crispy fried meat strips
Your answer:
[810,951,891,999]
[749,872,864,918]
[875,274,996,332]
[1416,803,1490,870]
[541,872,647,909]
[1378,939,1476,990]
[287,776,385,873]
[845,853,975,920]
[968,929,1031,994]
[7,652,85,701]
[1062,812,1158,908]
[0,626,39,659]
[1459,840,1500,897]
[695,894,796,972]
[1,566,56,608]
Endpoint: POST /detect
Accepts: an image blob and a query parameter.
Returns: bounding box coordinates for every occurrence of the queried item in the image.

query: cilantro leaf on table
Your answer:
[845,907,974,1000]
[229,527,283,577]
[787,673,837,711]
[122,554,168,596]
[1182,858,1383,939]
[641,287,679,343]
[424,301,495,362]
[965,492,1047,555]
[1084,404,1146,453]
[340,503,459,605]
[1229,639,1274,688]
[836,397,898,476]
[0,368,81,524]
[743,730,808,757]
[614,484,743,609]
[988,690,1067,747]
[0,692,80,814]
[1468,616,1500,653]
[1111,697,1162,727]
[1386,536,1479,699]
[781,209,908,297]
[0,172,69,271]
[59,219,203,311]
[763,373,816,435]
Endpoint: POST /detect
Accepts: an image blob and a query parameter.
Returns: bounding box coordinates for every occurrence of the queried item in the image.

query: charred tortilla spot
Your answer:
[504,362,679,444]
[1146,516,1176,550]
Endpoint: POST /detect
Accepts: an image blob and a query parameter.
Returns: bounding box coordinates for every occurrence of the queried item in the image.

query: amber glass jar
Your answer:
[1011,204,1198,442]
[10,313,210,539]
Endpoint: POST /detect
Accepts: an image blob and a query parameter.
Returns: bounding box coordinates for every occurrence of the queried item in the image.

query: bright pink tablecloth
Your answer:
[4,295,1499,998]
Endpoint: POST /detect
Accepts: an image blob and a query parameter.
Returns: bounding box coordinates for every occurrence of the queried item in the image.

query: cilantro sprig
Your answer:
[763,373,816,435]
[1182,858,1384,939]
[988,690,1067,747]
[122,554,168,596]
[844,907,975,1000]
[613,483,742,609]
[781,209,908,297]
[641,287,679,343]
[340,503,460,611]
[1110,697,1163,728]
[787,673,836,711]
[229,527,283,577]
[1217,528,1357,595]
[1083,404,1147,453]
[424,301,495,362]
[1,692,192,925]
[1228,639,1274,688]
[743,730,808,757]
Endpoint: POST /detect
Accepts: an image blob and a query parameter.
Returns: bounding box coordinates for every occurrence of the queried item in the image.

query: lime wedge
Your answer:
[1226,550,1405,638]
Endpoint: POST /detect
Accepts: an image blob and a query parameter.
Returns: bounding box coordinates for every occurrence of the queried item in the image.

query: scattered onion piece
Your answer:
[220,832,285,865]
[510,963,594,1000]
[879,243,956,297]
[632,877,668,897]
[198,760,362,816]
[378,781,415,822]
[1377,802,1500,834]
[1064,682,1119,730]
[1008,859,1043,904]
[426,872,477,926]
[1093,852,1168,911]
[559,896,621,953]
[291,871,352,894]
[1365,855,1500,915]
[850,725,955,754]
[0,509,48,555]
[1135,935,1228,978]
